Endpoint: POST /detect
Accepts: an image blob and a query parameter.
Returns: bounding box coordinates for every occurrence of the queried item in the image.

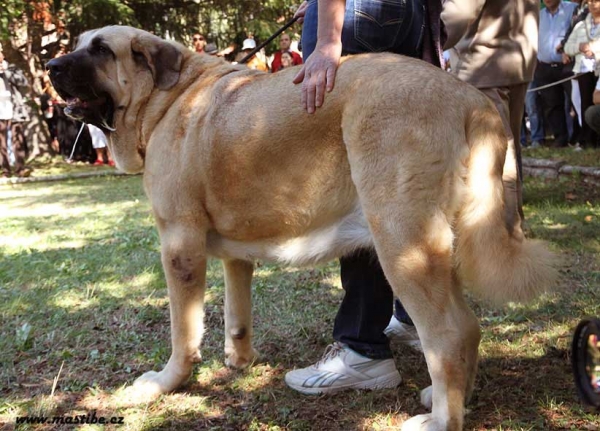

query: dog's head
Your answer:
[47,26,183,132]
[46,26,184,172]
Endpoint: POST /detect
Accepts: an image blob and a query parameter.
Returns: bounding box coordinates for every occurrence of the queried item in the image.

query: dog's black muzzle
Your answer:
[46,52,115,132]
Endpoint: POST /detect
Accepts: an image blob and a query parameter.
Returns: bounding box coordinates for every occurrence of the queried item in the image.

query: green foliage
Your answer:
[0,1,27,39]
[0,0,301,54]
[64,0,137,34]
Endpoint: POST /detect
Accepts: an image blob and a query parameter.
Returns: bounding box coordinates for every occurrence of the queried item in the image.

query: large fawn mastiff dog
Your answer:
[47,26,556,431]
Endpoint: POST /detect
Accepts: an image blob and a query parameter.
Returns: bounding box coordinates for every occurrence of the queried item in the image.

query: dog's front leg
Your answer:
[223,259,258,368]
[132,222,207,399]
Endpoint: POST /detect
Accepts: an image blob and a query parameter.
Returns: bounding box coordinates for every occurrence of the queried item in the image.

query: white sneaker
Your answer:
[384,316,423,352]
[284,342,402,395]
[572,143,583,152]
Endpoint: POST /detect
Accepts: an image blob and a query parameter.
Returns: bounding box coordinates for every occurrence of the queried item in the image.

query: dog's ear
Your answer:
[131,34,182,90]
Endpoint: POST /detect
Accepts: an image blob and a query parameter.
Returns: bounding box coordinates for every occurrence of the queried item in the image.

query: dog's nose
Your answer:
[46,58,66,74]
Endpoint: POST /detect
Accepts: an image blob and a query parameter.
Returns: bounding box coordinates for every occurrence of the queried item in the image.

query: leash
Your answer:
[239,16,299,64]
[527,72,587,92]
[68,122,86,161]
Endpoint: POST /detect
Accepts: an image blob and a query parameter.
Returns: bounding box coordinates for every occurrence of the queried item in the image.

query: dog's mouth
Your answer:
[57,88,115,132]
[62,92,115,132]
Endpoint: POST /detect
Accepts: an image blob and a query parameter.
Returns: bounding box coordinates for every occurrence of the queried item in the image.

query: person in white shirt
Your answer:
[564,0,600,147]
[0,43,31,178]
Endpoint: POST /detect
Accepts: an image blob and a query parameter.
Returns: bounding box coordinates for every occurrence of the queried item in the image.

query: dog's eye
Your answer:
[94,45,110,55]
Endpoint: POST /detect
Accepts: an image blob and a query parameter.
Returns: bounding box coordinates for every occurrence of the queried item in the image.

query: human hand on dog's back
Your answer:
[293,41,341,114]
[293,0,344,114]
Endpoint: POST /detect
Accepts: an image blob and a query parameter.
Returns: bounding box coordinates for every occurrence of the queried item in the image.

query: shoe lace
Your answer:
[315,342,345,367]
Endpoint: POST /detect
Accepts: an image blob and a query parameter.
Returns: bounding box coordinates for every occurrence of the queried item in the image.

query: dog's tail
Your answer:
[454,102,557,304]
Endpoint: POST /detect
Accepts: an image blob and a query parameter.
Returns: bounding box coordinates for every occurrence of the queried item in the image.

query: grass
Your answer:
[0,174,598,431]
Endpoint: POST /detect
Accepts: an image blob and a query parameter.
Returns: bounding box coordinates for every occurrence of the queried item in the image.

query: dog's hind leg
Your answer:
[223,259,259,368]
[132,221,208,399]
[375,213,479,431]
[343,127,479,431]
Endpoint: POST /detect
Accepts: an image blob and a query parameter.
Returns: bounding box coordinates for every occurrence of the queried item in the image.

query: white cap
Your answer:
[241,38,256,51]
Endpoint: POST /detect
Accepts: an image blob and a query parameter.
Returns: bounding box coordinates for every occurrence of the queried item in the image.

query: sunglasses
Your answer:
[193,37,204,41]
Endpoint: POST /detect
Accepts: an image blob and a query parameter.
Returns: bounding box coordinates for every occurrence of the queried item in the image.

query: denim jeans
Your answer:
[301,0,424,359]
[522,80,544,144]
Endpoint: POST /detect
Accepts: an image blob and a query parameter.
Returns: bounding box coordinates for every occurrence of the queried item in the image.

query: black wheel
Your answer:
[572,318,600,409]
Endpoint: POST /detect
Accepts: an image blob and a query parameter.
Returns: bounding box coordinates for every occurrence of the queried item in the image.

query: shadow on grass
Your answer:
[523,177,599,253]
[0,175,145,208]
[523,176,600,207]
[4,260,595,430]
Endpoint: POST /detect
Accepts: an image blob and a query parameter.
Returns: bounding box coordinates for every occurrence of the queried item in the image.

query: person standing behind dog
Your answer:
[271,32,303,73]
[236,38,269,72]
[88,124,114,166]
[274,51,295,71]
[284,0,445,395]
[536,0,578,148]
[583,76,600,136]
[442,0,539,230]
[0,43,31,178]
[191,33,207,54]
[564,0,600,148]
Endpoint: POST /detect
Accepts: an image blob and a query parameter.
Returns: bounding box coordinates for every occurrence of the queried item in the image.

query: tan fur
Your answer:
[62,26,557,431]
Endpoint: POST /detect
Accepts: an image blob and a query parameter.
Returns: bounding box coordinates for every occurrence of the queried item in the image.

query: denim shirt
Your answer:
[538,1,577,63]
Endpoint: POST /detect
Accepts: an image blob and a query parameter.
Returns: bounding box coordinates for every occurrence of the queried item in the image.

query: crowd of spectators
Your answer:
[520,0,600,150]
[199,29,303,73]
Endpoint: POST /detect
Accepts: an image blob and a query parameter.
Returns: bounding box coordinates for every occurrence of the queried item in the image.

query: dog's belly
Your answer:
[206,205,373,265]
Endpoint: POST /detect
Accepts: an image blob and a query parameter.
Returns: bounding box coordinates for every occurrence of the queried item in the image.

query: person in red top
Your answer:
[270,32,302,72]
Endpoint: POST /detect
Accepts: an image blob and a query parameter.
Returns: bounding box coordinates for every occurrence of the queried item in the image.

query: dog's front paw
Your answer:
[401,414,448,431]
[121,371,166,404]
[125,366,192,403]
[225,348,259,368]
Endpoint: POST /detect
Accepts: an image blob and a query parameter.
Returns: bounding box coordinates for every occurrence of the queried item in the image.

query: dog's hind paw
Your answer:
[420,385,433,410]
[225,348,259,369]
[401,414,449,431]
